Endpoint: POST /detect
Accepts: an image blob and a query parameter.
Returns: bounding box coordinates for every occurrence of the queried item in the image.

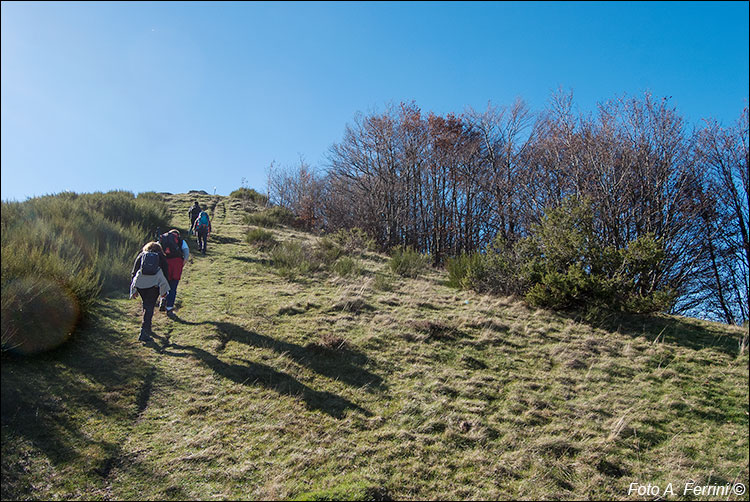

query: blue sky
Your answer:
[2,1,748,201]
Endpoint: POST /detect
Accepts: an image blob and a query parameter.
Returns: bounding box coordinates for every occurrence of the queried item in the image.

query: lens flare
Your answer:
[1,276,81,355]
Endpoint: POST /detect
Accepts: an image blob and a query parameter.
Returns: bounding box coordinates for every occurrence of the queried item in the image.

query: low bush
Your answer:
[332,256,362,277]
[246,228,277,250]
[269,241,320,280]
[447,197,674,318]
[389,246,429,278]
[373,272,395,291]
[1,191,171,354]
[314,237,344,266]
[244,206,298,228]
[521,199,672,315]
[327,228,376,255]
[465,238,526,295]
[446,252,481,289]
[230,187,269,206]
[267,238,361,280]
[136,191,164,201]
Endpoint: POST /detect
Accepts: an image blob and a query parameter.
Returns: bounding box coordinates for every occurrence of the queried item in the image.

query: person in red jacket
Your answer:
[158,229,189,316]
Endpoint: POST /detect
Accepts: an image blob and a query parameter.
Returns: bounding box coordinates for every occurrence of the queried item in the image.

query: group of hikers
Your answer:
[129,201,213,342]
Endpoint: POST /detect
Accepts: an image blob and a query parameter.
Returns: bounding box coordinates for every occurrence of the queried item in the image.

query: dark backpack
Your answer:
[141,252,160,275]
[190,205,201,220]
[160,232,181,258]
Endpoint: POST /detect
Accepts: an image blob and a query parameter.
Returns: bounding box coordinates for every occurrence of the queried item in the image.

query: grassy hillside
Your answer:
[2,193,748,501]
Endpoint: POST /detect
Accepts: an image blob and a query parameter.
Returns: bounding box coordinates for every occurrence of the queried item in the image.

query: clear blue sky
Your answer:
[2,1,748,201]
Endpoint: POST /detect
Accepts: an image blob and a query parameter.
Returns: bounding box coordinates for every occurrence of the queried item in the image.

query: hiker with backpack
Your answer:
[188,201,201,236]
[158,229,190,316]
[130,241,170,342]
[192,207,212,255]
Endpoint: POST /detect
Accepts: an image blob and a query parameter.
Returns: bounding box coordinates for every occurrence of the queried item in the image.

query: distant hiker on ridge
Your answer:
[158,229,189,316]
[188,200,201,236]
[130,241,170,342]
[192,206,212,255]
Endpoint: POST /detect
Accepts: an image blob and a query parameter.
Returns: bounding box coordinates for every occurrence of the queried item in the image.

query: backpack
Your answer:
[189,205,201,220]
[196,211,209,230]
[141,252,160,275]
[160,232,181,258]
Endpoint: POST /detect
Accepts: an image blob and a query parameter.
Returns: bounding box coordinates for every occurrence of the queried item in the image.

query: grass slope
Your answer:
[2,193,748,501]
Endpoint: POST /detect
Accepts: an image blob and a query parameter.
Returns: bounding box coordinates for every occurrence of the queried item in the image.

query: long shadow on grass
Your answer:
[1,301,152,497]
[162,342,370,419]
[573,311,744,356]
[209,234,241,245]
[231,255,272,266]
[169,314,385,392]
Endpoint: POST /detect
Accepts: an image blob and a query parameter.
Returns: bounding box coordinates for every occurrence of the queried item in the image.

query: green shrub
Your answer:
[230,187,269,206]
[446,252,482,289]
[389,246,429,278]
[314,238,344,266]
[244,206,297,228]
[332,256,361,277]
[270,240,320,280]
[446,238,525,295]
[520,198,672,315]
[1,191,171,354]
[446,197,673,318]
[373,272,395,291]
[327,228,376,254]
[136,191,164,201]
[246,228,277,250]
[525,264,606,310]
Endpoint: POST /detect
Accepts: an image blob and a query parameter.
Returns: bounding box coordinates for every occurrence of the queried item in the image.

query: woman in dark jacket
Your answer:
[130,241,170,342]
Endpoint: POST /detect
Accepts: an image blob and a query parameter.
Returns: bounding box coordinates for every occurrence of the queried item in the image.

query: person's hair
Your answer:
[143,241,163,253]
[169,229,180,237]
[194,201,199,205]
[201,205,207,210]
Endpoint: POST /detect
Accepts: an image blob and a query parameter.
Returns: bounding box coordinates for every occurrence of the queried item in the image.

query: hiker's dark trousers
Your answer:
[197,228,208,253]
[137,286,160,333]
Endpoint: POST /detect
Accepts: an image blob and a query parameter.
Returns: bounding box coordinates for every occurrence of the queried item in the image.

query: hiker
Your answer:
[192,207,212,255]
[130,241,170,342]
[188,201,201,236]
[158,229,190,316]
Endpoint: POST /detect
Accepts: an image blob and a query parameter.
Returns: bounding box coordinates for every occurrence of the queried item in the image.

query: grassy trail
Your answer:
[2,193,748,501]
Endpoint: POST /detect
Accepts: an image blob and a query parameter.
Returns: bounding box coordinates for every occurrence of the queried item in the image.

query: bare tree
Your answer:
[693,107,749,324]
[313,95,746,323]
[267,157,325,229]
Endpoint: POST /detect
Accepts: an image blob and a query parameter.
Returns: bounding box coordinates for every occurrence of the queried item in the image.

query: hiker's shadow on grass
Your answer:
[167,314,382,417]
[1,301,148,474]
[232,255,272,266]
[210,234,240,245]
[170,314,384,391]
[214,321,385,392]
[163,341,370,419]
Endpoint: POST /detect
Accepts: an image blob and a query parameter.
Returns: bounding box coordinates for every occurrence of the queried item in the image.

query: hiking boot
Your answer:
[166,308,175,318]
[138,329,152,342]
